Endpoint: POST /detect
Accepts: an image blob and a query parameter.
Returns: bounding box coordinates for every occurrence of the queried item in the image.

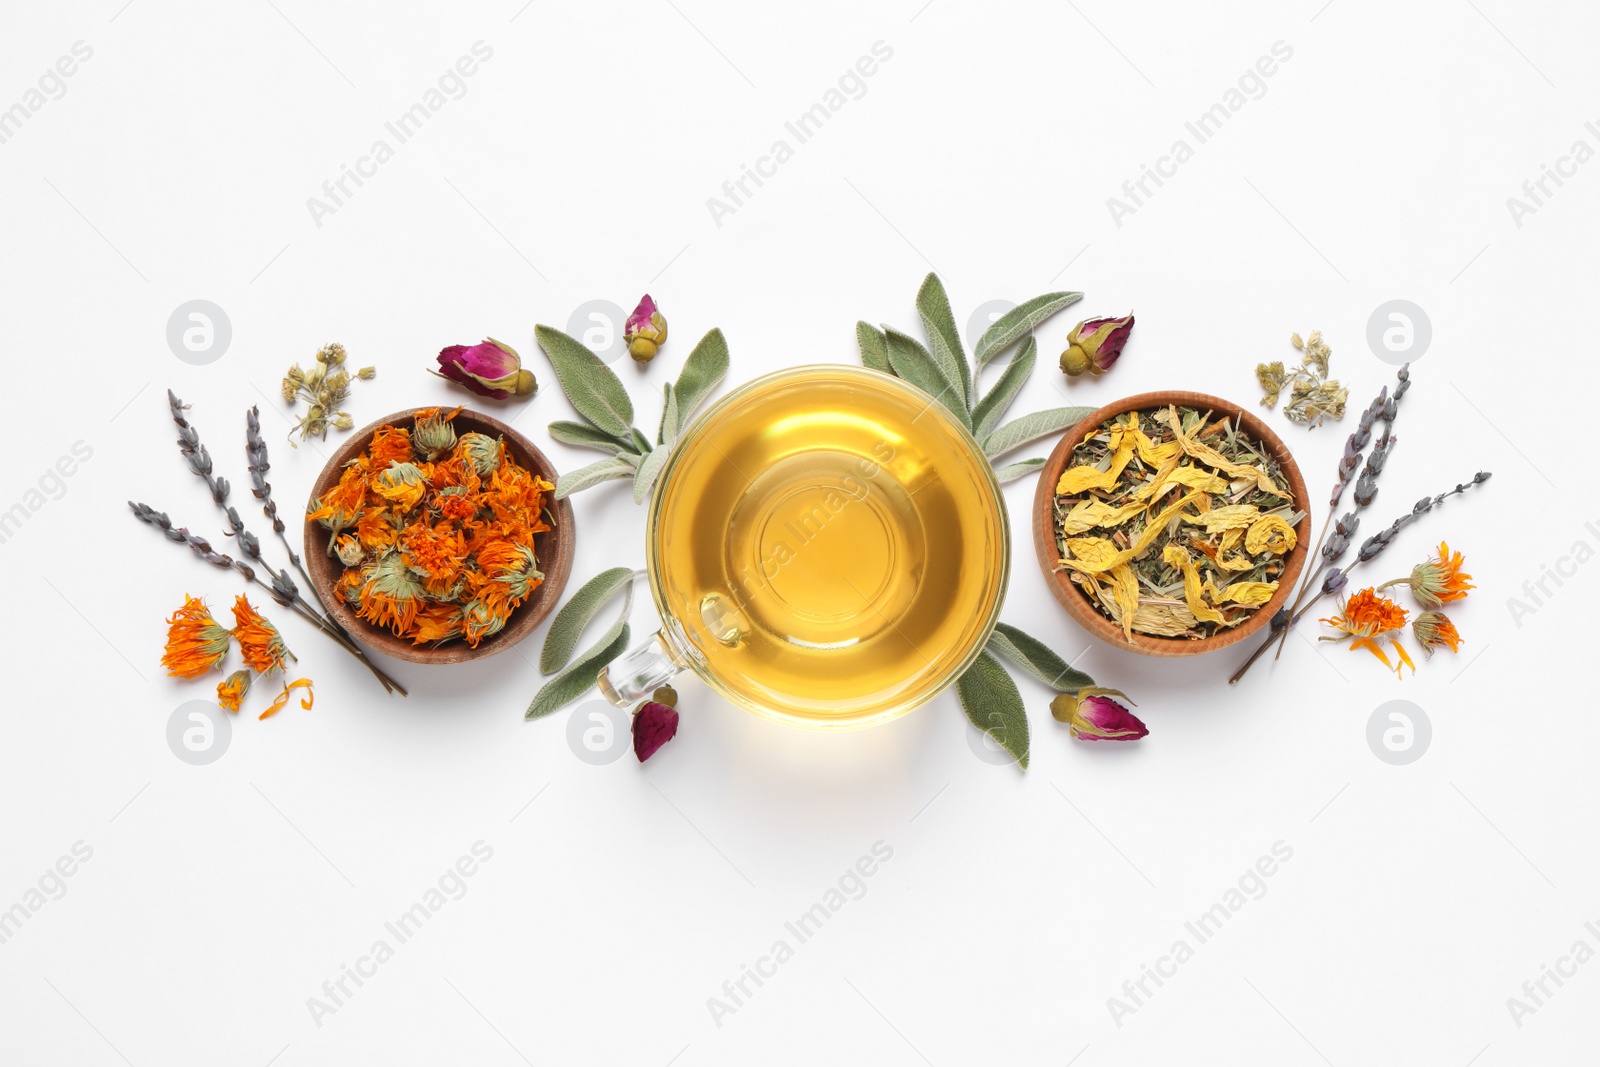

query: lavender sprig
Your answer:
[246,406,313,590]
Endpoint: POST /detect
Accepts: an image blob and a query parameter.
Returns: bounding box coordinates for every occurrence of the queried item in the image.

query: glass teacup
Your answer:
[598,366,1009,729]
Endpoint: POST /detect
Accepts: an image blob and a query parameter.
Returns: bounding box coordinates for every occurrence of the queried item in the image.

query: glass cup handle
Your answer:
[597,630,683,706]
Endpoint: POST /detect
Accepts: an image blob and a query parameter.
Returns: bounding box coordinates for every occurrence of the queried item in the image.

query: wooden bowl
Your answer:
[1031,390,1311,657]
[303,407,575,664]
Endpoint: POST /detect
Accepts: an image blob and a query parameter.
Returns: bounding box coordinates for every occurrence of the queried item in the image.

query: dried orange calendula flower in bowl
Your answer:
[308,407,553,649]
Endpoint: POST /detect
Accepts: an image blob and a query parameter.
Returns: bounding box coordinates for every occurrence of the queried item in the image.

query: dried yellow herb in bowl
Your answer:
[1031,391,1311,657]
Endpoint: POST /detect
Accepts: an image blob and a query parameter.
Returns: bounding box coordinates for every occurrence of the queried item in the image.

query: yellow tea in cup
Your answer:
[640,366,1008,728]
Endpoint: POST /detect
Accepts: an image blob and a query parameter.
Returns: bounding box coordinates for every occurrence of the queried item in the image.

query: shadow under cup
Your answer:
[606,365,1010,730]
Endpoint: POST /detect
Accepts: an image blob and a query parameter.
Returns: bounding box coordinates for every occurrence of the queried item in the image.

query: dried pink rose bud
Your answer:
[632,700,680,761]
[433,338,537,399]
[624,295,668,363]
[1049,687,1148,741]
[1060,312,1135,377]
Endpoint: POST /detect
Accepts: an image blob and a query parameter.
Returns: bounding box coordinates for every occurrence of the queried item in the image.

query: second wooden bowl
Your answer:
[1031,390,1310,657]
[304,407,575,664]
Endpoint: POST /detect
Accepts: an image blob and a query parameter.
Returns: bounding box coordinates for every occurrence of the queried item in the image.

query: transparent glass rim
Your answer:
[643,363,1011,730]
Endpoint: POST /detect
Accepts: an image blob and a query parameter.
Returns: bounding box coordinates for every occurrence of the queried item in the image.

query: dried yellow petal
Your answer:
[1064,537,1122,570]
[1060,499,1140,535]
[1132,430,1183,467]
[1162,544,1226,625]
[1165,465,1232,493]
[1245,514,1297,555]
[1130,600,1199,637]
[1182,504,1261,533]
[1205,578,1280,606]
[1107,562,1141,643]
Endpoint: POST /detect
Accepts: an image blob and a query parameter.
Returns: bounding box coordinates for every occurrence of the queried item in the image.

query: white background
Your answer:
[2,0,1595,1063]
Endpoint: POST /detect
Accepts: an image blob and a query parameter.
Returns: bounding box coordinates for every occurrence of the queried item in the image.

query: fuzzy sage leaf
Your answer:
[915,272,970,408]
[632,446,670,504]
[548,420,637,456]
[657,384,678,446]
[983,406,1094,459]
[971,337,1037,440]
[536,324,634,436]
[856,322,889,374]
[987,622,1094,692]
[555,456,635,499]
[525,623,632,719]
[955,650,1029,769]
[884,327,969,428]
[974,291,1084,366]
[992,458,1045,484]
[674,328,730,422]
[540,567,634,674]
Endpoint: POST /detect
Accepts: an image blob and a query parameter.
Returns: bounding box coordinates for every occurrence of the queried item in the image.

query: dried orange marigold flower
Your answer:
[217,669,252,712]
[162,595,232,678]
[1412,611,1462,655]
[231,595,295,674]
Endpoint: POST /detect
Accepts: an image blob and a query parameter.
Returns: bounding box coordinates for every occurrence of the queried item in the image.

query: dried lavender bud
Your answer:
[1358,531,1390,562]
[1362,433,1393,478]
[1335,511,1359,537]
[1322,569,1348,596]
[1270,607,1289,633]
[1353,473,1378,507]
[1323,532,1349,560]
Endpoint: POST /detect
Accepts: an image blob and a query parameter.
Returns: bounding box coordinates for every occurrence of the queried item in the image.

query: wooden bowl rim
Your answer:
[1030,389,1311,658]
[302,406,575,665]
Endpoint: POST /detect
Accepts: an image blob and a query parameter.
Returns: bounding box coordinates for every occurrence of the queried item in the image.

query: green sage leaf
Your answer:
[535,324,634,436]
[884,327,970,428]
[857,321,889,374]
[657,383,678,446]
[548,420,637,456]
[915,273,971,408]
[674,328,730,421]
[955,650,1029,769]
[987,621,1094,692]
[974,291,1084,366]
[525,623,632,719]
[971,337,1037,440]
[540,567,634,674]
[554,456,635,499]
[632,444,670,504]
[992,458,1045,483]
[982,405,1094,459]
